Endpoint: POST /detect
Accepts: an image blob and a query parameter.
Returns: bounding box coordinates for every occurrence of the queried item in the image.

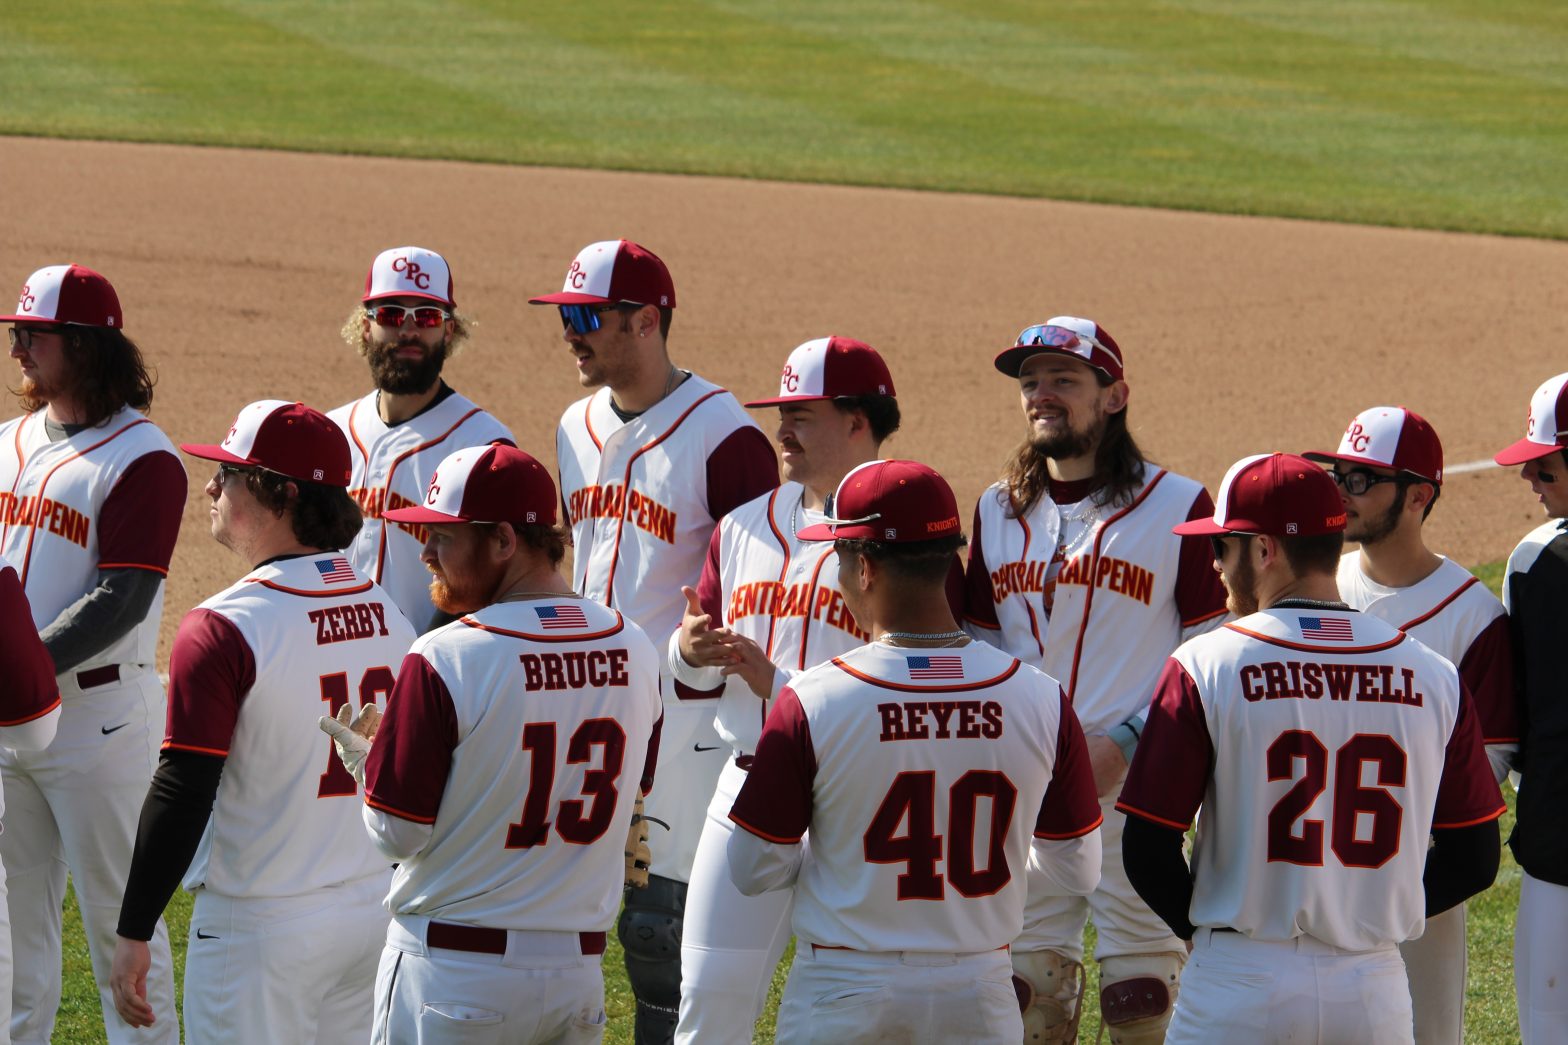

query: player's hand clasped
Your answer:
[318,702,382,788]
[676,585,776,698]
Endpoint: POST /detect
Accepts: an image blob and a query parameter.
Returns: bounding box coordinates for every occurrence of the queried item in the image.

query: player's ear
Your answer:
[490,521,519,561]
[1102,379,1129,414]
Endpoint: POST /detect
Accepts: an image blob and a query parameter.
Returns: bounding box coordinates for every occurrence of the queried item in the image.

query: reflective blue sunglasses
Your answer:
[559,303,638,335]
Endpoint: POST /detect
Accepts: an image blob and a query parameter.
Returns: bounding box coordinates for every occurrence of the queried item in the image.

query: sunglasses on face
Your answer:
[214,463,257,486]
[1209,533,1257,561]
[1330,469,1404,496]
[7,326,64,351]
[558,302,641,336]
[366,304,451,329]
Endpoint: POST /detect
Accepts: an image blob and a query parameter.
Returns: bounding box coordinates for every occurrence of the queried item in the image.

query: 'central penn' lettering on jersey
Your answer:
[309,602,391,645]
[520,649,631,691]
[877,701,1003,742]
[567,484,676,544]
[727,581,869,641]
[1054,553,1154,605]
[0,491,90,549]
[1240,660,1424,707]
[348,488,428,544]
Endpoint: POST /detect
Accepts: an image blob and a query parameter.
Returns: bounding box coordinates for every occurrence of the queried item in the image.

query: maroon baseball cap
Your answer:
[1303,406,1443,485]
[528,240,676,309]
[2,265,124,328]
[994,316,1124,382]
[1495,373,1568,466]
[384,444,558,526]
[1174,453,1347,538]
[797,459,962,543]
[363,246,455,307]
[746,337,896,407]
[182,400,352,487]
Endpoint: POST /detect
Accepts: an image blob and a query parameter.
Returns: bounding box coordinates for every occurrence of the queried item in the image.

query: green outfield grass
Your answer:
[4,1,1566,238]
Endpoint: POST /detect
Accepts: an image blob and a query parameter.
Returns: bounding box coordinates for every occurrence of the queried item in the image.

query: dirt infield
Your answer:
[4,136,1567,662]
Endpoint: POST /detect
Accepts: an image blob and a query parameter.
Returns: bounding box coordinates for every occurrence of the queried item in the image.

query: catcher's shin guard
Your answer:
[1011,949,1085,1043]
[1098,951,1185,1044]
[618,874,687,1045]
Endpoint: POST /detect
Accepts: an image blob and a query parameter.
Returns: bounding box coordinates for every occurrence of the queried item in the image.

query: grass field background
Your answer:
[3,1,1567,238]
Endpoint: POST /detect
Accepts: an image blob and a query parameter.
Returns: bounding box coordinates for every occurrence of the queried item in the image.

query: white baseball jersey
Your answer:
[0,406,185,671]
[164,554,416,896]
[330,389,513,634]
[1118,607,1505,950]
[667,483,867,755]
[729,640,1102,952]
[1338,553,1518,747]
[363,597,662,931]
[964,468,1227,734]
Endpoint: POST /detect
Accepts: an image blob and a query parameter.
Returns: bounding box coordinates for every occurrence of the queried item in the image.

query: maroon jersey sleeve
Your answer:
[1457,614,1519,744]
[706,427,779,521]
[1035,688,1104,839]
[1432,683,1508,829]
[729,686,816,843]
[699,525,725,623]
[98,450,186,573]
[163,609,256,758]
[0,567,59,723]
[1175,490,1227,627]
[640,712,664,796]
[963,501,1001,630]
[363,652,459,825]
[1116,658,1213,829]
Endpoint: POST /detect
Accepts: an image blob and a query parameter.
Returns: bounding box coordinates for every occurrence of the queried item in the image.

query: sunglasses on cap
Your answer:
[7,326,66,351]
[1329,468,1410,496]
[558,302,641,336]
[366,304,451,329]
[1016,324,1095,350]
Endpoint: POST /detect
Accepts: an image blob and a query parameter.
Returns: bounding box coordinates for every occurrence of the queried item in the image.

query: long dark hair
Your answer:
[20,326,155,425]
[246,471,363,550]
[1003,382,1148,517]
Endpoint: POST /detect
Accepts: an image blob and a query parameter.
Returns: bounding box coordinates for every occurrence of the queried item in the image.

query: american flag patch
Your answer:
[315,557,356,584]
[1299,616,1353,642]
[907,655,963,680]
[536,604,588,629]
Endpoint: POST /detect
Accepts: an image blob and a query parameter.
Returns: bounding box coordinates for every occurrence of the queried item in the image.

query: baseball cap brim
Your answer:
[364,290,451,306]
[529,291,622,306]
[383,505,468,524]
[745,393,837,408]
[993,346,1115,380]
[179,442,254,467]
[1494,438,1565,466]
[796,520,886,542]
[1171,517,1231,536]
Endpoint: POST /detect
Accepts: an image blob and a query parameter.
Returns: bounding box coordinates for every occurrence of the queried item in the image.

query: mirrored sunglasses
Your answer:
[1014,324,1091,351]
[558,303,627,335]
[367,304,450,329]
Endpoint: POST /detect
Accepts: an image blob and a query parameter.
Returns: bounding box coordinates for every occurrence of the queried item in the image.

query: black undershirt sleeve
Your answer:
[40,567,163,674]
[1121,814,1197,940]
[116,749,226,941]
[1424,820,1501,918]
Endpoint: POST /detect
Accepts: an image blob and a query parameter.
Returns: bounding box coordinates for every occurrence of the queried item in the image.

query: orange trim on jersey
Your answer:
[162,740,230,758]
[1222,621,1406,655]
[1011,503,1046,660]
[1181,606,1228,629]
[728,811,802,845]
[795,544,837,669]
[962,614,1002,632]
[1034,811,1104,840]
[1432,804,1507,830]
[598,390,727,608]
[759,488,791,659]
[583,396,605,453]
[830,655,1021,693]
[98,561,169,575]
[253,578,376,598]
[1398,575,1481,632]
[1114,801,1190,831]
[365,793,438,825]
[459,611,626,644]
[0,694,61,727]
[10,415,156,588]
[1064,470,1166,702]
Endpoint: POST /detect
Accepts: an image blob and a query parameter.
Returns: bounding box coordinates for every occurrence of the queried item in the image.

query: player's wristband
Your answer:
[1109,720,1141,764]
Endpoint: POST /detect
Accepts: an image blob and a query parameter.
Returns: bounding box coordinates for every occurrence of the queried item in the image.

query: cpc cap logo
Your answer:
[391,255,431,290]
[16,284,35,313]
[363,247,455,307]
[1345,420,1371,453]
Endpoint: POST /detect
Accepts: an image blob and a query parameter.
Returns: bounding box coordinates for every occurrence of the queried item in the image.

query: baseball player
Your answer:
[106,400,416,1042]
[1118,452,1506,1044]
[531,239,778,1043]
[1,264,183,1045]
[360,444,663,1044]
[330,246,514,634]
[962,317,1227,1042]
[1303,406,1517,1043]
[1493,373,1568,1043]
[0,565,63,1045]
[727,459,1104,1044]
[671,336,901,1043]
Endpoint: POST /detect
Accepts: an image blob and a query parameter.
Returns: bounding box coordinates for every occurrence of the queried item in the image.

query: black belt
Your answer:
[735,754,754,772]
[77,665,120,689]
[425,921,606,956]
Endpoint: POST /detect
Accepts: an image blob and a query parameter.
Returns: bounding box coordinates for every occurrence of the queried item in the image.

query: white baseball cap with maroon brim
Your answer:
[362,247,455,307]
[1303,406,1443,484]
[2,264,123,328]
[384,444,558,527]
[528,240,676,308]
[181,400,352,487]
[1495,373,1568,466]
[746,337,896,407]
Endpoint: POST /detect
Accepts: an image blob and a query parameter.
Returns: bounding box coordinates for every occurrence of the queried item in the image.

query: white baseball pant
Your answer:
[0,668,176,1045]
[641,697,729,884]
[676,758,794,1044]
[1398,902,1466,1044]
[373,915,607,1045]
[775,944,1021,1044]
[183,871,389,1044]
[1168,928,1413,1044]
[1516,871,1568,1045]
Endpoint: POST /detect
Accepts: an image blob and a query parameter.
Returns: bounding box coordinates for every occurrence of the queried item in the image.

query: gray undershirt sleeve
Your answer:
[40,566,164,675]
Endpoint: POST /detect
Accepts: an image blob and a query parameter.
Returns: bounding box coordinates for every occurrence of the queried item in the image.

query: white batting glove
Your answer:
[317,703,382,788]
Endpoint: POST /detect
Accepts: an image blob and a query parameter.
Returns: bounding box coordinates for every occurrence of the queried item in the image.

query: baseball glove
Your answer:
[625,790,652,889]
[318,702,381,788]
